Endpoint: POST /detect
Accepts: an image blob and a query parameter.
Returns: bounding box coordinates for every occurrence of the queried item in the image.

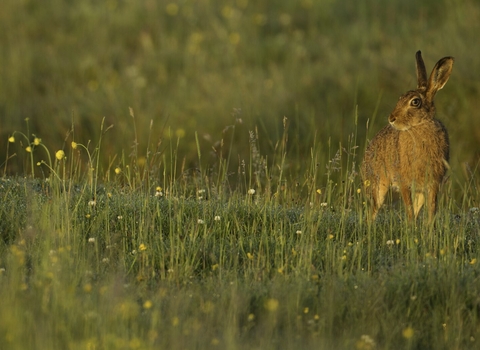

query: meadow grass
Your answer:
[1,119,480,350]
[2,0,480,349]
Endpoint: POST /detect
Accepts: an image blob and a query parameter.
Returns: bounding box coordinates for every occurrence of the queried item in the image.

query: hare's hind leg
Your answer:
[426,186,439,223]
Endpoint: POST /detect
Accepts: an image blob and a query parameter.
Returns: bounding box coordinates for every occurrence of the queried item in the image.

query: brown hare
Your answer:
[362,51,454,222]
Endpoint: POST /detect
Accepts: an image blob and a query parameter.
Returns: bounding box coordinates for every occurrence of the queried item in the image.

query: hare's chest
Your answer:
[397,131,441,161]
[396,131,446,183]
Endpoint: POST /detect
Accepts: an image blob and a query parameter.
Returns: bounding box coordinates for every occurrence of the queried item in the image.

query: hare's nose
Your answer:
[389,115,396,123]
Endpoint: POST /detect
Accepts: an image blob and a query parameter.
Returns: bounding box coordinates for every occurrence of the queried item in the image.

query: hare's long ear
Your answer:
[426,56,454,103]
[416,51,428,89]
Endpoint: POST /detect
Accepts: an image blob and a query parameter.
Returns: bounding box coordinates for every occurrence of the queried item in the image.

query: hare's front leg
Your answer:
[371,179,389,220]
[413,193,425,219]
[400,186,414,220]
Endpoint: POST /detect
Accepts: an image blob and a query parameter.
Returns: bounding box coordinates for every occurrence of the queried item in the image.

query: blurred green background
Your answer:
[1,0,479,184]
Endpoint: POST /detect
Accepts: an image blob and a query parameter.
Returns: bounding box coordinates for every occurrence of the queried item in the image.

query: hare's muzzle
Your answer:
[388,114,407,131]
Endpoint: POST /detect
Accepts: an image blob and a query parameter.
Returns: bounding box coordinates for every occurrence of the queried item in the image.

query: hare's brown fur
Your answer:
[362,51,454,222]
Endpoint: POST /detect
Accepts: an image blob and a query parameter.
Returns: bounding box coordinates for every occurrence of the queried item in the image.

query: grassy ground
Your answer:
[1,131,480,349]
[1,0,480,349]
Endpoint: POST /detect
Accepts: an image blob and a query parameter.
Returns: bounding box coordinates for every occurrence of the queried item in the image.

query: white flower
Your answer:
[296,230,302,235]
[320,202,328,207]
[359,335,376,347]
[247,189,255,195]
[155,186,164,197]
[88,200,96,207]
[88,237,96,243]
[386,240,394,245]
[214,216,221,221]
[198,219,205,224]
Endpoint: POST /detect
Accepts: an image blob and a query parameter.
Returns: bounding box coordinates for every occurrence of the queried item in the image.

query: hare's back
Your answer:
[362,125,400,182]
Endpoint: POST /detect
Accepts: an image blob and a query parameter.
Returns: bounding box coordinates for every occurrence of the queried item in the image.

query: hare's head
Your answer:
[388,51,454,131]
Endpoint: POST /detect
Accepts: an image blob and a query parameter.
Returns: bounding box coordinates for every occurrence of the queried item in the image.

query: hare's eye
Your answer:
[410,98,422,108]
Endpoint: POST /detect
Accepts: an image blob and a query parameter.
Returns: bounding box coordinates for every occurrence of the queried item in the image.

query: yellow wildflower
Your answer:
[229,32,241,45]
[264,298,279,312]
[55,150,65,160]
[175,128,185,138]
[166,3,179,16]
[402,327,414,339]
